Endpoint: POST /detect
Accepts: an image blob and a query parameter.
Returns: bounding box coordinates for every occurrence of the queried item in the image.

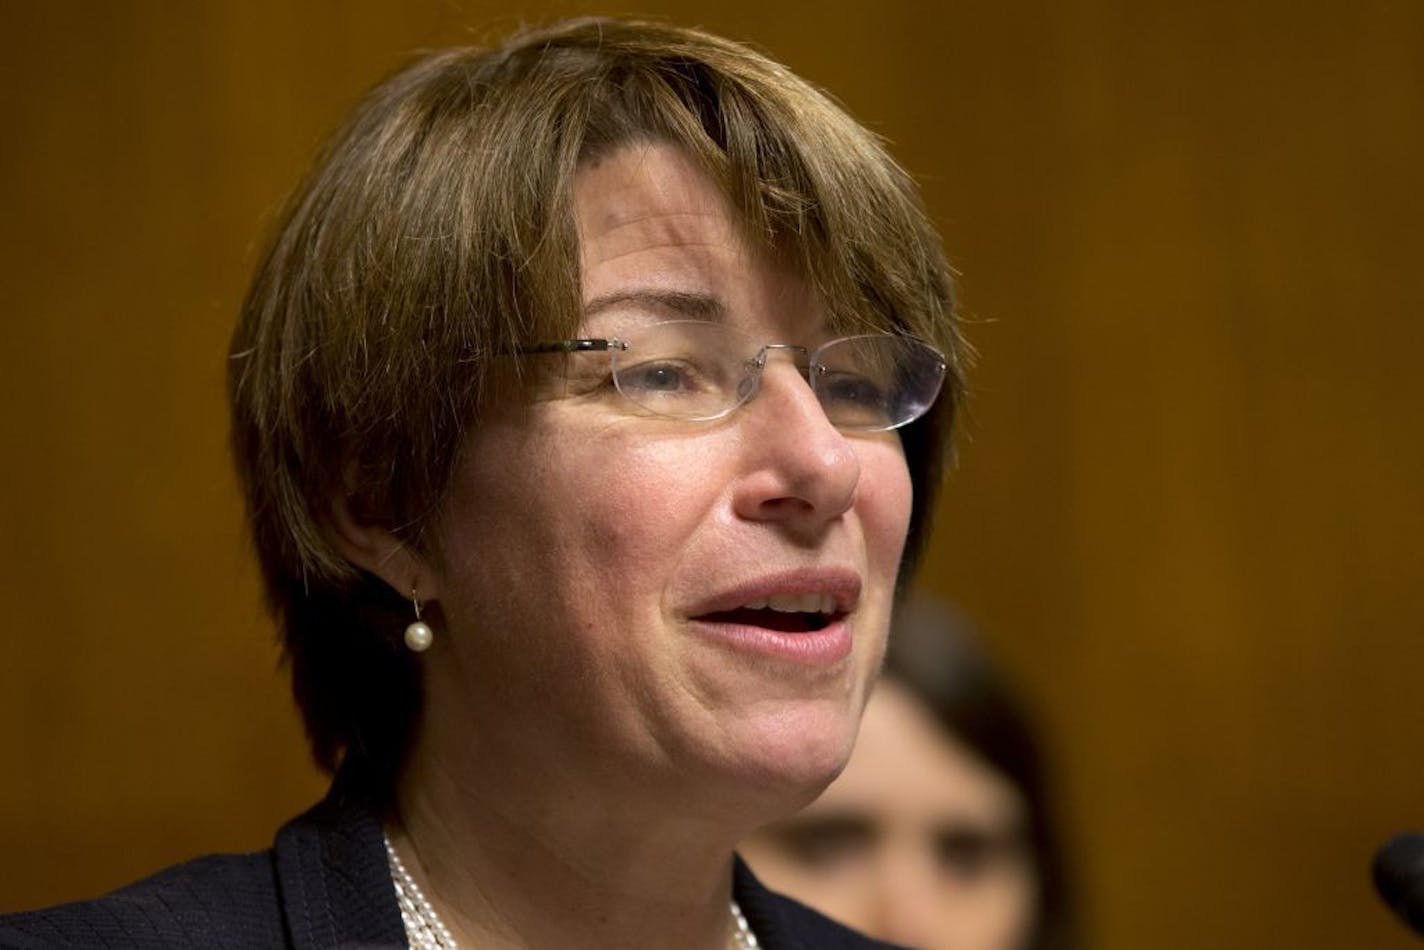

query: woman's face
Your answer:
[419,143,914,819]
[740,679,1039,950]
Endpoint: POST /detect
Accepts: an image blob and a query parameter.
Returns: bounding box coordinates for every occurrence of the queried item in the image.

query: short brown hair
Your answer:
[229,17,966,786]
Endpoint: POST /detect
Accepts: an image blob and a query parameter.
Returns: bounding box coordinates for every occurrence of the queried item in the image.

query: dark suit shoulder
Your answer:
[0,850,287,950]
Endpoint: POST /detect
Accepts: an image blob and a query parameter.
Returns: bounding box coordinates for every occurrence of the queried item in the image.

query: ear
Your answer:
[327,490,443,603]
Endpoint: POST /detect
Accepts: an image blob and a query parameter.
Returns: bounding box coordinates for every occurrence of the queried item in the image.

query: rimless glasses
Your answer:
[516,320,946,432]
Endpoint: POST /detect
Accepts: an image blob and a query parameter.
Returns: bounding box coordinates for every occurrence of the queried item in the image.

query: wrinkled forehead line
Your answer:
[575,141,735,236]
[570,139,830,336]
[572,140,767,278]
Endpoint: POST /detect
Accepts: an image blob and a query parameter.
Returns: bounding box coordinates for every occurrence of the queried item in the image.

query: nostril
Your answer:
[756,495,817,517]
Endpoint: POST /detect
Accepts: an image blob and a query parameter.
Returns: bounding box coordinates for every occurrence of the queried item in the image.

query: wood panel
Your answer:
[2,2,1420,947]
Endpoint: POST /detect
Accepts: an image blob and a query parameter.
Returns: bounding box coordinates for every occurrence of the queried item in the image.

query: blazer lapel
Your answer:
[274,767,407,950]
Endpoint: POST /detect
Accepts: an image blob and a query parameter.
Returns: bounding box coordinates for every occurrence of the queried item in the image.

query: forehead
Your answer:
[572,143,820,339]
[574,143,741,263]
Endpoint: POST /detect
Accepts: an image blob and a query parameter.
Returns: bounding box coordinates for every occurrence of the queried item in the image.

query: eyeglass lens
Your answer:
[607,321,945,431]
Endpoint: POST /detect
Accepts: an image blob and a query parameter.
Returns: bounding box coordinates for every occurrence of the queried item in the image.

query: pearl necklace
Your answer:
[729,897,760,949]
[383,833,760,949]
[385,833,458,950]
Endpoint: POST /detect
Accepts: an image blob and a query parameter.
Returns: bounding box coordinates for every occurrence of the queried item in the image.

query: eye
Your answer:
[762,816,875,874]
[933,825,1027,883]
[618,359,706,395]
[934,828,994,880]
[820,371,887,405]
[816,370,892,425]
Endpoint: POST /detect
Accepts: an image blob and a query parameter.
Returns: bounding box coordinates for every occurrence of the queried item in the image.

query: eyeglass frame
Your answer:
[510,320,947,432]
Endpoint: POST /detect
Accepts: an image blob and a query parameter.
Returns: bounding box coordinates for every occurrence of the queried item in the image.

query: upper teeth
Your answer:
[742,593,837,614]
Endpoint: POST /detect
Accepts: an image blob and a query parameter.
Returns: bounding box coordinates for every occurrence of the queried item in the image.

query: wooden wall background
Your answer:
[2,2,1421,947]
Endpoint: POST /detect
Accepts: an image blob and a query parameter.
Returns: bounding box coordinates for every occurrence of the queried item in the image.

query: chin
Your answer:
[721,700,861,813]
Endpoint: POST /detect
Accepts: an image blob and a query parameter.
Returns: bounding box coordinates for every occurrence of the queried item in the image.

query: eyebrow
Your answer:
[582,289,726,322]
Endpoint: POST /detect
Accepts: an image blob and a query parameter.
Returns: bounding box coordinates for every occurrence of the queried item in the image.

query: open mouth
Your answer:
[689,586,854,660]
[694,606,837,635]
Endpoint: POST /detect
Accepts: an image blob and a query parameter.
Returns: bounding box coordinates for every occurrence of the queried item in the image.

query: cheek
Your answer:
[439,423,719,609]
[857,442,914,566]
[571,437,723,578]
[949,870,1038,948]
[591,442,712,544]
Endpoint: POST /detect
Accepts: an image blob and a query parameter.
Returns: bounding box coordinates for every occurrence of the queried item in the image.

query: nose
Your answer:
[871,844,944,949]
[730,357,860,531]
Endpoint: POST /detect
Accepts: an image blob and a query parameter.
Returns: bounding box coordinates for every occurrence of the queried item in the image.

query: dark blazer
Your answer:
[0,770,902,949]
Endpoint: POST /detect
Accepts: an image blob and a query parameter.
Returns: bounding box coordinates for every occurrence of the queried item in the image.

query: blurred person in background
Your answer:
[742,596,1078,950]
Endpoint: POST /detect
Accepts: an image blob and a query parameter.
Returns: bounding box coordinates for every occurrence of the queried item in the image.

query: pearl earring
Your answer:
[404,591,433,653]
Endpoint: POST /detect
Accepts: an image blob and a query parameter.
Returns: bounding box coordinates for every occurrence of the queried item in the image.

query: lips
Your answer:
[688,569,861,618]
[686,568,860,664]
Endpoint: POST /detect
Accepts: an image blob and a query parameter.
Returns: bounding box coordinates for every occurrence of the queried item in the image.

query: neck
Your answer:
[388,735,754,950]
